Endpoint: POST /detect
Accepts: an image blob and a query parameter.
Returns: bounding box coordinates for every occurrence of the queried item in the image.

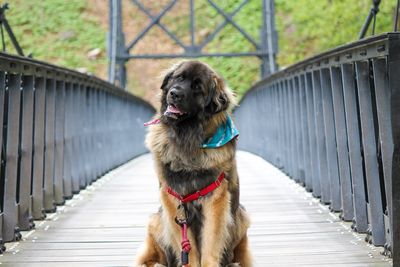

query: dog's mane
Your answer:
[166,111,228,156]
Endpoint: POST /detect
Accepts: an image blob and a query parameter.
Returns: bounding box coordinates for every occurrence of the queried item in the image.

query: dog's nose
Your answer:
[169,88,184,101]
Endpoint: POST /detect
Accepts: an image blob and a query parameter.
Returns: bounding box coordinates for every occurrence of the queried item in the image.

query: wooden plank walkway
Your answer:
[0,152,392,266]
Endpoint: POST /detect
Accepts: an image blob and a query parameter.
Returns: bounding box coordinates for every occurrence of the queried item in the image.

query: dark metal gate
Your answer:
[107,0,278,88]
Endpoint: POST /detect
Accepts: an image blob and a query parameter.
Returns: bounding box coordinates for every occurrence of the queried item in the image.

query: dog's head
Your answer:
[159,61,235,124]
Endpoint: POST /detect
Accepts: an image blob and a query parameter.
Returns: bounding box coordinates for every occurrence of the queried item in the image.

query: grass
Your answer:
[3,0,107,75]
[1,0,398,100]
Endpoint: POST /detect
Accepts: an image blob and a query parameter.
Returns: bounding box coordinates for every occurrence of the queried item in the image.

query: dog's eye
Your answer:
[176,76,184,82]
[193,84,202,93]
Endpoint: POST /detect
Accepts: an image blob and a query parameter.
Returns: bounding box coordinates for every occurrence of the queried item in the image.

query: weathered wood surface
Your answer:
[0,152,392,266]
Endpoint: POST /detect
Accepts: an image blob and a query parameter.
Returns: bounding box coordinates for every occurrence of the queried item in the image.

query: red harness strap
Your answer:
[166,172,225,266]
[166,172,225,204]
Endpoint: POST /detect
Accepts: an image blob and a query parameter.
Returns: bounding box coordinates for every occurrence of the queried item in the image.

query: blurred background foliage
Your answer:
[2,0,399,105]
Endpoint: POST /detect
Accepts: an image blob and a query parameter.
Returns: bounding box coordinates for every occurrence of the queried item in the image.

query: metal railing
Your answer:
[234,33,400,261]
[0,52,155,248]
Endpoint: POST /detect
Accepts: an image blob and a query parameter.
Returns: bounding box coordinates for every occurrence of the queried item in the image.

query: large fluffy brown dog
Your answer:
[137,61,252,267]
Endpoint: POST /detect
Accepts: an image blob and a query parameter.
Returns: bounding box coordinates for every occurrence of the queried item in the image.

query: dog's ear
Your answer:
[160,71,173,90]
[207,75,231,114]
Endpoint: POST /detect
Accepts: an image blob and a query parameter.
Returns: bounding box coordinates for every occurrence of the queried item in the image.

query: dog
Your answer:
[136,61,252,267]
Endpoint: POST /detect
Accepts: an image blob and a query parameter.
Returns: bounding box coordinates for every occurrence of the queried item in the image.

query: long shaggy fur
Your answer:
[136,61,252,267]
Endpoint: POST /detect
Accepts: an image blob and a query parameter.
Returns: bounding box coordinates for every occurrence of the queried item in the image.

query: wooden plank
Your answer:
[0,153,392,266]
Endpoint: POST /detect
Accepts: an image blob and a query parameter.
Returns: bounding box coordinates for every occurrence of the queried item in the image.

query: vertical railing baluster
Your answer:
[330,66,354,221]
[89,88,96,181]
[71,84,80,193]
[0,71,5,246]
[277,81,287,171]
[285,80,294,177]
[293,77,304,183]
[300,74,311,191]
[289,78,299,180]
[54,80,66,205]
[372,58,393,252]
[78,84,87,189]
[275,83,284,168]
[266,86,271,162]
[355,60,385,246]
[18,75,34,230]
[43,79,56,213]
[3,73,22,242]
[312,70,330,204]
[83,86,91,185]
[32,77,46,220]
[341,63,368,233]
[320,68,341,211]
[62,82,73,199]
[305,72,320,197]
[93,89,99,178]
[272,85,278,165]
[296,76,306,185]
[100,91,106,175]
[388,33,400,263]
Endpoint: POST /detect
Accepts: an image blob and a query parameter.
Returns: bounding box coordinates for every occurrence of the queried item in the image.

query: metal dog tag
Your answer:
[175,204,188,225]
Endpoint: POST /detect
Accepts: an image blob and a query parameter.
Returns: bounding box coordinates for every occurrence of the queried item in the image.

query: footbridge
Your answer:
[0,1,398,266]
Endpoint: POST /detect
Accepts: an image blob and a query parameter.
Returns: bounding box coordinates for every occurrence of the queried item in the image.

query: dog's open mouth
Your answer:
[164,104,186,119]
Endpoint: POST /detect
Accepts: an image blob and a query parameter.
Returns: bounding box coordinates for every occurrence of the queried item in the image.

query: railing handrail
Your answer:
[0,51,155,112]
[240,32,397,103]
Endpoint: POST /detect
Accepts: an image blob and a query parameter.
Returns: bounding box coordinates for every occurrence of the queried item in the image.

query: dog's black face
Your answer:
[160,61,229,124]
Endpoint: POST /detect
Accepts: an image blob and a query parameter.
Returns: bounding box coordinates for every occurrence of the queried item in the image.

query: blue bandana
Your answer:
[202,115,239,148]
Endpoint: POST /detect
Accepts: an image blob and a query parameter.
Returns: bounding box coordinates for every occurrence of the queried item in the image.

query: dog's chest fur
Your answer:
[147,122,227,195]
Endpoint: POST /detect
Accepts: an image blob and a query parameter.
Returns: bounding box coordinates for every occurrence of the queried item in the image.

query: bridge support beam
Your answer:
[260,0,278,78]
[108,0,279,88]
[108,0,127,89]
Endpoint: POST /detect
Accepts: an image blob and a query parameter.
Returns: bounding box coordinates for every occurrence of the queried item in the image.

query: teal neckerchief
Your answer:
[202,115,239,148]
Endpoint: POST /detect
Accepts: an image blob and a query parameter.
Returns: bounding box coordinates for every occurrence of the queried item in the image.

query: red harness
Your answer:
[166,172,225,266]
[166,172,225,203]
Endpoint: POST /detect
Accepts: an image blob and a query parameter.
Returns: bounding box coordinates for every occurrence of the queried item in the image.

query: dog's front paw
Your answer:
[226,263,241,267]
[154,264,166,267]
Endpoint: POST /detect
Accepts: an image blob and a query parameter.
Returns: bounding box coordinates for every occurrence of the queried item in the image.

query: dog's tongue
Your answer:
[165,105,183,115]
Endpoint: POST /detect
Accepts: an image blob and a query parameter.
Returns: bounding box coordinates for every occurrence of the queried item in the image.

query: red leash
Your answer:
[167,172,225,266]
[180,223,191,267]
